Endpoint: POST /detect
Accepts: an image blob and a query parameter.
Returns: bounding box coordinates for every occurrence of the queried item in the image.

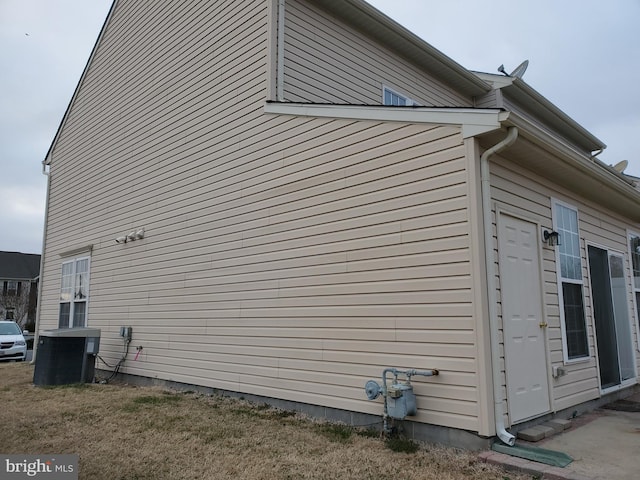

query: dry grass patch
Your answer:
[0,363,530,480]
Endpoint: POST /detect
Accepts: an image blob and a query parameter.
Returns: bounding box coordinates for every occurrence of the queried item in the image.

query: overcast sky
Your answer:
[1,0,639,255]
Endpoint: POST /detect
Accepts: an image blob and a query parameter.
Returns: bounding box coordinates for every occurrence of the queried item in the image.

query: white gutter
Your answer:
[480,126,518,446]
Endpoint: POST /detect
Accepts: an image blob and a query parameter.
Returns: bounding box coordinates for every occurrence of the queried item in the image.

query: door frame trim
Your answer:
[626,229,640,353]
[496,208,554,423]
[585,240,638,394]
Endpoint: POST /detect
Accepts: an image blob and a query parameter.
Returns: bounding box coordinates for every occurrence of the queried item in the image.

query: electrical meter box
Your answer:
[386,383,417,419]
[33,328,101,386]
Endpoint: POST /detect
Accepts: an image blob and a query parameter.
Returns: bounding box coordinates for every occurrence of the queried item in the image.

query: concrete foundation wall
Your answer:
[104,369,492,451]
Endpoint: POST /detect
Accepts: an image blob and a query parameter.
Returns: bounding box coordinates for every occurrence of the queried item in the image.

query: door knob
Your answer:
[539,321,548,328]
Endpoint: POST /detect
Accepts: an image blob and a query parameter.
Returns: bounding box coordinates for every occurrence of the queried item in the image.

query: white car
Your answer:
[0,321,27,362]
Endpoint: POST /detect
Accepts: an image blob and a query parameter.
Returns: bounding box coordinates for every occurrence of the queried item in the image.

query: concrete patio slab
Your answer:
[480,392,640,480]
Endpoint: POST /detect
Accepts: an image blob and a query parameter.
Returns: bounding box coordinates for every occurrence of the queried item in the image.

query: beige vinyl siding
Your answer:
[489,156,639,413]
[40,0,481,431]
[474,90,499,109]
[283,0,470,107]
[45,118,480,431]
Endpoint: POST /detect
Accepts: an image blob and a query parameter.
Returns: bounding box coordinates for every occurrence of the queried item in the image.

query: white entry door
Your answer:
[498,214,550,423]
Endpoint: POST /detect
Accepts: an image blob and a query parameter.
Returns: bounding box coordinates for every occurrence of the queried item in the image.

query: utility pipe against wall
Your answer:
[480,126,518,446]
[276,0,285,102]
[31,162,51,364]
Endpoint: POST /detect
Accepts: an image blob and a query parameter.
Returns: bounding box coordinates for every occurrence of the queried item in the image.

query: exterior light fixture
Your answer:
[543,230,560,247]
[115,227,145,244]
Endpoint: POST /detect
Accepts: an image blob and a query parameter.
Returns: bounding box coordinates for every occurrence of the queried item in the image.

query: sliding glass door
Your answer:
[587,246,635,390]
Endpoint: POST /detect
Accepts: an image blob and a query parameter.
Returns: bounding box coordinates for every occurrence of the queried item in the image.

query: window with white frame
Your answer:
[4,281,20,296]
[630,233,640,348]
[59,257,90,328]
[554,201,589,360]
[383,86,417,106]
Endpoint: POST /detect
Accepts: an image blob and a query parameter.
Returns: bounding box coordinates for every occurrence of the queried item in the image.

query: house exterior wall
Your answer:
[282,0,471,107]
[40,0,638,441]
[1,281,38,329]
[40,0,487,434]
[489,154,640,421]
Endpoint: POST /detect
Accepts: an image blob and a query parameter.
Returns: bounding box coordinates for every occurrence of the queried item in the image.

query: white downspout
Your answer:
[276,0,285,102]
[480,126,518,446]
[31,161,51,364]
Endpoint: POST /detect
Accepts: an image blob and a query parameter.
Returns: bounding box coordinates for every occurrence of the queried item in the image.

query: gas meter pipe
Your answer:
[380,367,439,434]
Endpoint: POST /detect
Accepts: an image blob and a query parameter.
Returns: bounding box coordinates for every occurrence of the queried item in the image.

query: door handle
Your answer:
[539,321,548,328]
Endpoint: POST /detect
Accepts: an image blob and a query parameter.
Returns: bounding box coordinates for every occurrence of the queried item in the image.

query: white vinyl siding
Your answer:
[283,0,470,107]
[39,0,481,433]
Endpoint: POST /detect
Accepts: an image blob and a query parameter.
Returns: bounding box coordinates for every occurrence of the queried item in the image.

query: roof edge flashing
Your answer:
[264,102,507,138]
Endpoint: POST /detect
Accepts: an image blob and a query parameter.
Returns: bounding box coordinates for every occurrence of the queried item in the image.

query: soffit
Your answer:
[264,102,508,138]
[503,79,605,152]
[473,72,605,153]
[477,128,640,223]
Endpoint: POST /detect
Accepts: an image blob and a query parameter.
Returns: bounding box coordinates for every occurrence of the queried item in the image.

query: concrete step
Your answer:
[517,418,571,442]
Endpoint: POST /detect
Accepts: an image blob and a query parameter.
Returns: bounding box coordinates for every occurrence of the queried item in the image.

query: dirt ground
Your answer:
[0,363,531,480]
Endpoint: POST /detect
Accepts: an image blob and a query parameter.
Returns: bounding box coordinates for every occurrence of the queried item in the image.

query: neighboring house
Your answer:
[37,0,640,448]
[0,251,40,330]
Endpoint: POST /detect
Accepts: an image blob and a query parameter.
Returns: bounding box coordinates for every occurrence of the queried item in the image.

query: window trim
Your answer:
[6,280,19,296]
[628,230,640,352]
[58,256,91,328]
[382,85,418,106]
[552,199,590,363]
[585,242,638,392]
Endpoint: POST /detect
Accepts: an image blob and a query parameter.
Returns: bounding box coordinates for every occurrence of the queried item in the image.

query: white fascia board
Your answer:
[264,102,509,138]
[471,71,513,89]
[506,112,640,198]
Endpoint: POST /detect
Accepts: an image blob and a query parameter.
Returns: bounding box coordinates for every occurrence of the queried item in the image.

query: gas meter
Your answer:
[364,367,439,432]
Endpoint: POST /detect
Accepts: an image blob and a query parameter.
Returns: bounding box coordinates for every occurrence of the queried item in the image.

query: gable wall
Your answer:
[283,0,471,107]
[489,154,640,419]
[41,0,485,433]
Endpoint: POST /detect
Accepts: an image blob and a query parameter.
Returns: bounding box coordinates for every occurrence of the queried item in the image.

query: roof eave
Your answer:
[509,78,605,152]
[502,113,640,220]
[472,72,605,153]
[264,101,508,138]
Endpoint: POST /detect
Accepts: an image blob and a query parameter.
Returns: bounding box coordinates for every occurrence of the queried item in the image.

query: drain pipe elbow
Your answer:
[480,127,518,447]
